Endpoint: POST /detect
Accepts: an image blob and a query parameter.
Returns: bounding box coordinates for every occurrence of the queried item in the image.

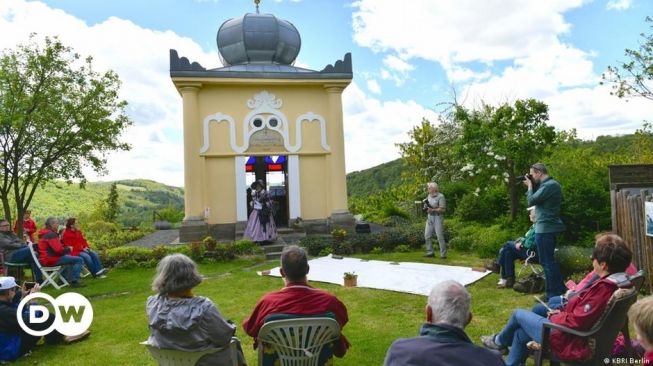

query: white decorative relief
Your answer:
[200,91,330,154]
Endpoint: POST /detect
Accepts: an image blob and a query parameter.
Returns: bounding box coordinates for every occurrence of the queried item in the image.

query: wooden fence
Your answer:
[610,164,653,293]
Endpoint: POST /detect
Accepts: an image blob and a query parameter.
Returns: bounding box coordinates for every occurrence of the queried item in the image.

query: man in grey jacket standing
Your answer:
[424,182,447,259]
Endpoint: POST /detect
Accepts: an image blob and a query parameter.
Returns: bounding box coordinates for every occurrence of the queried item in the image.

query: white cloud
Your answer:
[366,79,381,94]
[353,0,648,140]
[342,83,439,172]
[0,0,221,187]
[606,0,632,10]
[383,54,414,73]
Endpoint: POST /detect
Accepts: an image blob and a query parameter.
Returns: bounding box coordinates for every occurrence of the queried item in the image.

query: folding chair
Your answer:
[258,317,341,366]
[28,244,69,290]
[141,337,240,366]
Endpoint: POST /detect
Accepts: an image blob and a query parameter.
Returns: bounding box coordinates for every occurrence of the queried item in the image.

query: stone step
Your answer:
[265,251,283,260]
[262,243,286,254]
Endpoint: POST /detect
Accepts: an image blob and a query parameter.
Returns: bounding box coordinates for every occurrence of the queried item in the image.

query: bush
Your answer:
[333,241,354,255]
[344,234,376,254]
[455,185,509,223]
[233,240,256,255]
[395,244,410,253]
[555,246,593,278]
[318,247,333,256]
[370,247,383,254]
[299,236,335,256]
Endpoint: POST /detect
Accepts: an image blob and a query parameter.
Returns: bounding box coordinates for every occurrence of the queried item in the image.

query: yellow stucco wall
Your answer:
[173,78,350,225]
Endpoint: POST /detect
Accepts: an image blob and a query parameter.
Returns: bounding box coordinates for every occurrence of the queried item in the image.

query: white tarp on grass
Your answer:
[258,255,492,296]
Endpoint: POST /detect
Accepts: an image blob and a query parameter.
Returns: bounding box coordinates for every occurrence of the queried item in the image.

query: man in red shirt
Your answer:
[243,245,350,360]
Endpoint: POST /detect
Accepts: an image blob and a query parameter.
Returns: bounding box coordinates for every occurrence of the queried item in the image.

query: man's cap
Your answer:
[527,206,536,211]
[0,277,18,290]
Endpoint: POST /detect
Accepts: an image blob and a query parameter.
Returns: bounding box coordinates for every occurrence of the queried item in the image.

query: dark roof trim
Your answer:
[170,49,352,80]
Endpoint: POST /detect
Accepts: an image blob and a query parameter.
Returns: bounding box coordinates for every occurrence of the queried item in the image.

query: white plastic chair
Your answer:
[257,317,341,366]
[141,337,239,366]
[28,243,69,290]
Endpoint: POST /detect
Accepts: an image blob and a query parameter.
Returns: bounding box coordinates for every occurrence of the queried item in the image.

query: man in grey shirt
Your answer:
[423,182,447,259]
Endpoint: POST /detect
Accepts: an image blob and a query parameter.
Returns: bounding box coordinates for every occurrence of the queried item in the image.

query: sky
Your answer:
[1,0,651,187]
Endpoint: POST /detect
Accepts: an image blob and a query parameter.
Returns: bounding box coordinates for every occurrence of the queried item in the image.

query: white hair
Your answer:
[427,182,438,189]
[427,280,471,329]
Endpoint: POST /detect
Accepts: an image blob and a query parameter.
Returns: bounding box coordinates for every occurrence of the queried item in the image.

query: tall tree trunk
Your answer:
[1,196,11,223]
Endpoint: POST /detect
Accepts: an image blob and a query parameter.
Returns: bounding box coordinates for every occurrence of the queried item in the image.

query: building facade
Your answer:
[170,11,355,241]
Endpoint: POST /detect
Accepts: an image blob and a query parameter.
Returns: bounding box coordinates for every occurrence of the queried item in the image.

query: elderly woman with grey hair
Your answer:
[146,254,246,365]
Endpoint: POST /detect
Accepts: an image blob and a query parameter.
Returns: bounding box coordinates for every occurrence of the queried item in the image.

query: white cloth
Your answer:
[259,255,491,296]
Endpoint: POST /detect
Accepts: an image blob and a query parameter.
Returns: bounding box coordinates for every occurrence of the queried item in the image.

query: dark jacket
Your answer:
[0,299,23,361]
[0,231,26,260]
[384,323,505,366]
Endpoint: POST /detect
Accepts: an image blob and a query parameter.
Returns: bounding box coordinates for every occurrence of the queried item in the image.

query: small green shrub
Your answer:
[370,247,383,254]
[212,243,236,261]
[345,234,375,254]
[318,247,333,256]
[333,241,353,255]
[233,240,256,255]
[299,236,334,256]
[395,244,410,253]
[555,246,593,278]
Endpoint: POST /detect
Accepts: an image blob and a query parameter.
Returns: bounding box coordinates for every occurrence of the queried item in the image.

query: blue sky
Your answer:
[1,0,651,187]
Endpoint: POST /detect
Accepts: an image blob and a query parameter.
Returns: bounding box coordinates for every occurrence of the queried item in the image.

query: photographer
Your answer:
[523,163,566,301]
[423,182,447,259]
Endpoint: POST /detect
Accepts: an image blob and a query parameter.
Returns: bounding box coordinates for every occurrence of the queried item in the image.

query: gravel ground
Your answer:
[126,229,180,248]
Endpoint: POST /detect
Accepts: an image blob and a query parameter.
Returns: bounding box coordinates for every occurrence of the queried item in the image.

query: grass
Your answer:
[12,250,540,365]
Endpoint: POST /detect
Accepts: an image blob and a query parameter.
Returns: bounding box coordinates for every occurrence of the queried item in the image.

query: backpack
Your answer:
[513,272,545,294]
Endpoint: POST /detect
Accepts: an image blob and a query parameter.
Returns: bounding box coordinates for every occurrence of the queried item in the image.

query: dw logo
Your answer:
[17,292,93,337]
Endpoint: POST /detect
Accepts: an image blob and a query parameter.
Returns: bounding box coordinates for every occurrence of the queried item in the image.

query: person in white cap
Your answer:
[0,276,87,362]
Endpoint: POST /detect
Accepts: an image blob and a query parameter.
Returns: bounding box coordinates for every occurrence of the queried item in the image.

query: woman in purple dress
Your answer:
[244,180,277,244]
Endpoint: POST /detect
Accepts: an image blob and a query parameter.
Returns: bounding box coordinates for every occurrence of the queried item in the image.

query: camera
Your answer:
[24,282,36,290]
[515,174,533,182]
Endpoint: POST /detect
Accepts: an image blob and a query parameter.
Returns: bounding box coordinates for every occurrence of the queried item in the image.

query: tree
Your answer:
[454,99,557,221]
[602,16,653,100]
[0,35,132,235]
[396,116,463,184]
[104,182,120,222]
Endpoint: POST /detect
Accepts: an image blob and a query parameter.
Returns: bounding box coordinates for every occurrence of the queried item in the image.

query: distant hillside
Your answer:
[346,158,410,197]
[25,179,184,227]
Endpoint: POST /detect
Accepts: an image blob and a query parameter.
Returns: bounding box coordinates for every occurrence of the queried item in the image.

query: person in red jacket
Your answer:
[243,245,350,366]
[37,218,85,288]
[61,218,108,278]
[13,210,37,243]
[481,233,633,365]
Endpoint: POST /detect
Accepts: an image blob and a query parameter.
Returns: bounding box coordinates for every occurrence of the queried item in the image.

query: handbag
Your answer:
[513,272,545,294]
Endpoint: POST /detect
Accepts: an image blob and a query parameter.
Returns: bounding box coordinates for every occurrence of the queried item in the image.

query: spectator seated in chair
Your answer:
[480,233,633,366]
[61,218,108,278]
[0,218,41,282]
[0,276,89,362]
[243,245,350,366]
[37,217,85,288]
[485,207,538,289]
[628,295,653,365]
[146,254,246,366]
[383,280,504,366]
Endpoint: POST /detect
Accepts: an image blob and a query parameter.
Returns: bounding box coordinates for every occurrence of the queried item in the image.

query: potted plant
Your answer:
[343,271,358,287]
[331,228,348,242]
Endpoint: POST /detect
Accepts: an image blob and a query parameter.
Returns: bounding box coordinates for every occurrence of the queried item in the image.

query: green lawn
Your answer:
[13,250,539,365]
